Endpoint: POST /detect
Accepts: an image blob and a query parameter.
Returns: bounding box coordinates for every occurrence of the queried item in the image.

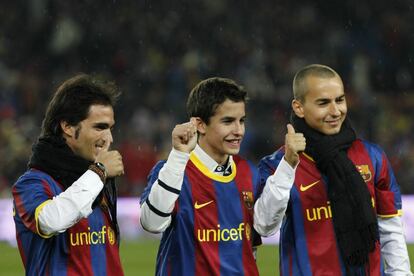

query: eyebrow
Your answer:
[315,94,345,103]
[93,122,112,129]
[220,116,236,121]
[220,115,246,121]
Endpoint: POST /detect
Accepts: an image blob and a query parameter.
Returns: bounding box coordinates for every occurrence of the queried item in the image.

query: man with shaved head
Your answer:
[257,64,412,275]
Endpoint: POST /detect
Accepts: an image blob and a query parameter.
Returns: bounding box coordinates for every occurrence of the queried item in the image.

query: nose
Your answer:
[233,121,244,136]
[329,103,341,116]
[105,129,113,145]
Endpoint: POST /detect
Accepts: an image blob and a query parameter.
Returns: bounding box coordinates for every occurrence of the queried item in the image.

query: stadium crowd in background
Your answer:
[1,0,414,198]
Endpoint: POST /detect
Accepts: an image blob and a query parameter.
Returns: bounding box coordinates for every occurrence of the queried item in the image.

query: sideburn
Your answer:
[74,125,82,139]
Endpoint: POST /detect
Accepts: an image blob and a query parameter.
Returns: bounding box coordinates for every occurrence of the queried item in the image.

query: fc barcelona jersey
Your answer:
[259,139,402,276]
[141,152,262,276]
[13,169,123,276]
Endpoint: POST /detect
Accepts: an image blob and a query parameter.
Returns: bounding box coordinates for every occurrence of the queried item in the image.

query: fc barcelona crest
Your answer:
[242,191,254,209]
[356,164,372,182]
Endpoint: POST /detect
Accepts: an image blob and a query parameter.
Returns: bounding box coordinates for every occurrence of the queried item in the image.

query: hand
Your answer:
[172,118,197,153]
[95,150,124,178]
[284,124,306,168]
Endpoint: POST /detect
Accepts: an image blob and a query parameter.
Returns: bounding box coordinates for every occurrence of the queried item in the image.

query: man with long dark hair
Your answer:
[258,64,412,275]
[13,74,125,275]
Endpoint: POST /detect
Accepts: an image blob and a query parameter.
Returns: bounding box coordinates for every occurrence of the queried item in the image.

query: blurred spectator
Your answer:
[0,0,413,196]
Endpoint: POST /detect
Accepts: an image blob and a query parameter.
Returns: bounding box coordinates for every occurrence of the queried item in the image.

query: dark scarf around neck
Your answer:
[28,136,120,243]
[292,115,379,271]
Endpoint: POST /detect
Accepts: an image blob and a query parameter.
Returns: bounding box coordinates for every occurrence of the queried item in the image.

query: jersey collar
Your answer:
[190,144,236,182]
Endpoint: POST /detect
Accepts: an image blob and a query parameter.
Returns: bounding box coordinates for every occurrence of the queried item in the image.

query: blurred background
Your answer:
[0,0,413,274]
[1,1,414,197]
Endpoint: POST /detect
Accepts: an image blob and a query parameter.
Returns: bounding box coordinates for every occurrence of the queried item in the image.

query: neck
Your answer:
[198,140,229,165]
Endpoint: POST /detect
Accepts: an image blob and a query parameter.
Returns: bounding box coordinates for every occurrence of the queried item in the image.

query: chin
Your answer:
[324,128,341,135]
[226,148,240,156]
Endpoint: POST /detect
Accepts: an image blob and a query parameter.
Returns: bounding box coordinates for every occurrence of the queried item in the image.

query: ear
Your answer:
[292,99,305,118]
[192,117,207,135]
[60,121,75,138]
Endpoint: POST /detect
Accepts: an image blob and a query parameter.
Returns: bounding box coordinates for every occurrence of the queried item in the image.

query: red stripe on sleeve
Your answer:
[13,187,37,233]
[375,154,398,215]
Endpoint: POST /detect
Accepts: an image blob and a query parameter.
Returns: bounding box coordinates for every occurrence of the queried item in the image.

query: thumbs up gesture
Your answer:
[284,124,306,168]
[171,118,198,153]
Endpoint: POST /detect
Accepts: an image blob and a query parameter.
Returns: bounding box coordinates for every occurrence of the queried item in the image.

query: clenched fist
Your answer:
[95,150,124,178]
[172,118,197,153]
[284,124,306,168]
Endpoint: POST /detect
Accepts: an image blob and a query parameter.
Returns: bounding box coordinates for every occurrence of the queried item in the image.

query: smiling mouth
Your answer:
[225,139,241,146]
[325,118,342,126]
[95,143,105,151]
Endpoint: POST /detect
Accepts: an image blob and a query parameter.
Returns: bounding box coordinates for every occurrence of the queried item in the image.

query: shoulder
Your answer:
[141,160,168,205]
[233,155,258,173]
[354,138,383,151]
[13,169,55,189]
[12,169,59,203]
[254,146,286,182]
[258,146,286,169]
[233,155,251,165]
[146,160,167,186]
[148,160,167,176]
[352,139,386,159]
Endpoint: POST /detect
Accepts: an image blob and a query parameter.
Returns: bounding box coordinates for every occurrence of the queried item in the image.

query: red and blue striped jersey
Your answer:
[259,139,402,276]
[141,153,262,276]
[13,169,123,276]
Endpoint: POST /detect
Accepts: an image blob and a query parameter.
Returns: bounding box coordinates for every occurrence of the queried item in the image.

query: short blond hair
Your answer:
[293,64,341,102]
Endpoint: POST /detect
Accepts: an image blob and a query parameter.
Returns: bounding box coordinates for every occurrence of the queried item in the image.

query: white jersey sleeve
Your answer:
[379,216,413,275]
[254,157,296,237]
[140,149,190,233]
[37,170,104,236]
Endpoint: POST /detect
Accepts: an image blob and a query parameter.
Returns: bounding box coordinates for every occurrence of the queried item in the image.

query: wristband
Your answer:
[89,162,107,182]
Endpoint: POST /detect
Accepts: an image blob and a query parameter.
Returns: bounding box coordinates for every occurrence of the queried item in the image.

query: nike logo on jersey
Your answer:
[194,200,214,209]
[300,180,320,192]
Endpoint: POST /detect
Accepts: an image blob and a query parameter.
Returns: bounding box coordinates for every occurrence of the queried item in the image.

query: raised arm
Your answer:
[254,124,305,236]
[140,120,197,233]
[37,150,124,236]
